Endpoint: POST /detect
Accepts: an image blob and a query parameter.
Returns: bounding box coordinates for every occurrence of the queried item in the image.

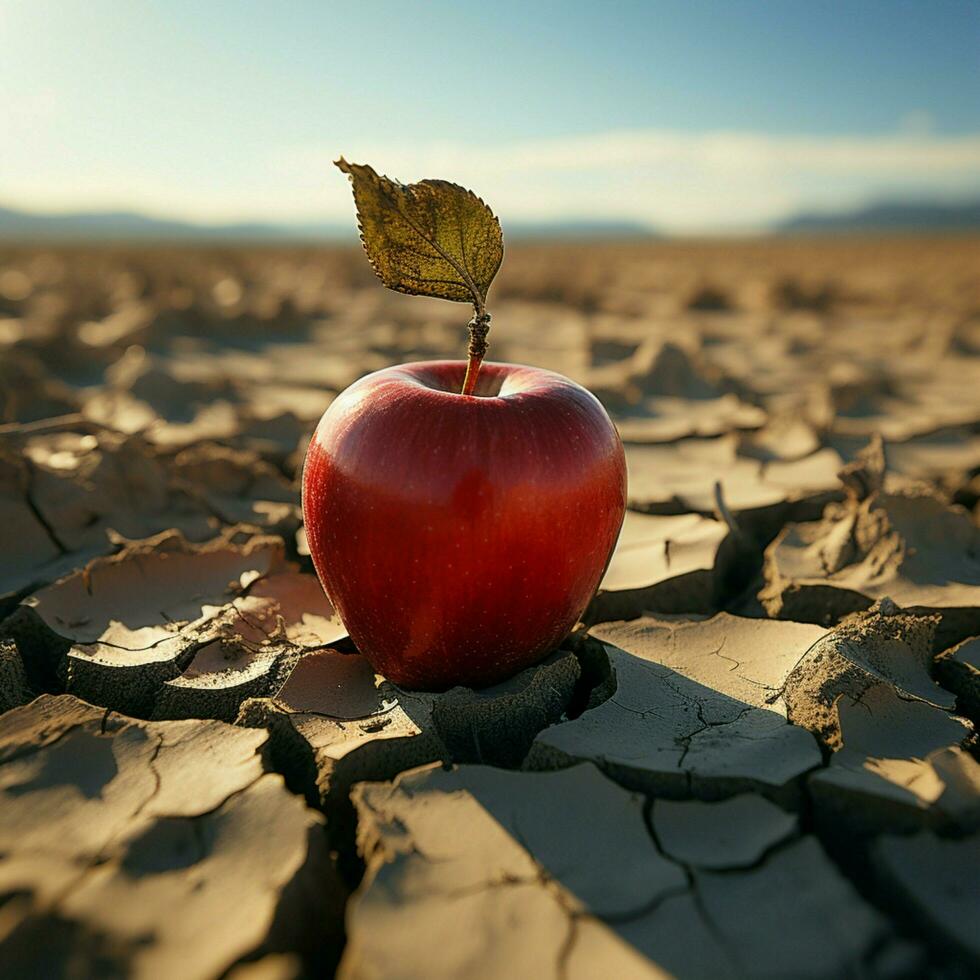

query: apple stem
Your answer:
[461,307,491,396]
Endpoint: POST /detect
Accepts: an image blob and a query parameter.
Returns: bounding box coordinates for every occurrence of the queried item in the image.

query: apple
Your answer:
[302,358,626,690]
[308,160,628,688]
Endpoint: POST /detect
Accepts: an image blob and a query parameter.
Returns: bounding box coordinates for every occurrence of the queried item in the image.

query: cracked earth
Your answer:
[1,238,979,978]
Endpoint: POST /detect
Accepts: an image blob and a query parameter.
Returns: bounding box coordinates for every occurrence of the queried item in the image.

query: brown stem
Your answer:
[461,308,491,396]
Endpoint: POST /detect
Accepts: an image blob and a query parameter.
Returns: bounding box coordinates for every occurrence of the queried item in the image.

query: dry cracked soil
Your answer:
[0,237,979,979]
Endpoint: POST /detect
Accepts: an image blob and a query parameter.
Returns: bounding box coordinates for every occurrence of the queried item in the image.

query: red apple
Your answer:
[302,359,626,690]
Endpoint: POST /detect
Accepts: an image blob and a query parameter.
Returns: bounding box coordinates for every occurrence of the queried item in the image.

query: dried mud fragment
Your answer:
[152,637,301,723]
[651,793,797,869]
[0,444,81,613]
[828,369,980,442]
[81,387,167,434]
[231,407,313,465]
[342,763,685,980]
[589,511,733,622]
[783,601,955,744]
[147,401,242,451]
[237,644,582,814]
[614,396,766,443]
[936,635,980,719]
[527,614,825,802]
[0,694,343,980]
[590,340,766,442]
[871,831,980,970]
[171,442,300,531]
[233,568,348,647]
[83,346,241,447]
[0,424,223,614]
[736,415,823,462]
[342,763,914,980]
[587,332,639,367]
[762,437,980,647]
[23,427,218,551]
[480,299,591,382]
[638,804,926,978]
[84,344,322,463]
[685,837,920,980]
[590,895,735,980]
[832,427,980,493]
[239,382,333,425]
[0,350,79,424]
[0,639,31,711]
[150,568,346,722]
[626,436,761,514]
[2,529,289,715]
[237,649,426,814]
[783,601,980,833]
[625,435,843,542]
[107,346,238,405]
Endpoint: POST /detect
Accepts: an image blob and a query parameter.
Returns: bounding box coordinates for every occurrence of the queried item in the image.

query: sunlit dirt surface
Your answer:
[1,237,978,978]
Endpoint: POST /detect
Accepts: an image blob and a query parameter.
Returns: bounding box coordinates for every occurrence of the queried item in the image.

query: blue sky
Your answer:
[2,0,978,231]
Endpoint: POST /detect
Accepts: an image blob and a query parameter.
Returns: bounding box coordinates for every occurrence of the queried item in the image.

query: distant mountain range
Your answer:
[776,198,980,233]
[1,197,978,242]
[0,205,655,243]
[0,206,350,243]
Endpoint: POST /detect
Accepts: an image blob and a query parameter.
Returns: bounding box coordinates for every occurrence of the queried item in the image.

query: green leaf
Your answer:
[335,158,504,308]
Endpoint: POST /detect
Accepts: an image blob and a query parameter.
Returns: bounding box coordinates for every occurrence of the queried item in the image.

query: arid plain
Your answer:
[1,236,979,978]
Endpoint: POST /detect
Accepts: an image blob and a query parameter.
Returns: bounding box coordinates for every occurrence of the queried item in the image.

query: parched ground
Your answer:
[1,236,978,979]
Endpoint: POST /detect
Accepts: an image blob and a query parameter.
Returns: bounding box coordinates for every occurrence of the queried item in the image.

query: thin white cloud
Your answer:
[272,127,980,232]
[5,126,979,232]
[336,129,980,174]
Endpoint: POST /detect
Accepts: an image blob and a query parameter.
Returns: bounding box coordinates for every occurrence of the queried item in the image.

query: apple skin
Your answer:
[302,359,626,690]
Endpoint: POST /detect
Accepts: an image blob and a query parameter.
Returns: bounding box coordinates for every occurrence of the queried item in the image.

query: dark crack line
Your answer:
[692,831,803,878]
[22,466,69,554]
[602,884,692,926]
[706,637,739,672]
[690,873,748,978]
[676,703,754,768]
[128,732,165,823]
[609,698,656,719]
[797,770,944,974]
[40,729,169,912]
[506,815,683,974]
[438,873,543,901]
[644,800,750,979]
[556,911,578,980]
[75,600,262,656]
